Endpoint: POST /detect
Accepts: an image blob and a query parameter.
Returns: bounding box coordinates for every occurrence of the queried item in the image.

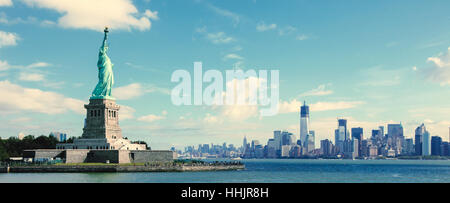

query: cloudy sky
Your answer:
[0,0,449,149]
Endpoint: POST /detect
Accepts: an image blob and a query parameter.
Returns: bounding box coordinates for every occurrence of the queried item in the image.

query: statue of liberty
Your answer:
[91,27,115,100]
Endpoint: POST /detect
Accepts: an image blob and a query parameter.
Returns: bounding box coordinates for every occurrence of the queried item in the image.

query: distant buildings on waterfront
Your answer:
[176,142,241,159]
[178,101,450,159]
[49,132,67,142]
[15,132,68,142]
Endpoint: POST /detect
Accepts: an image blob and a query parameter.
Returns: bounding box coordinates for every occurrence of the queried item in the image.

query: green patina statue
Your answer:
[91,27,115,100]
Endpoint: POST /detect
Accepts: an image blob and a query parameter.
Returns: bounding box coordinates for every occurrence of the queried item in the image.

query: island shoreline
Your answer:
[0,164,245,173]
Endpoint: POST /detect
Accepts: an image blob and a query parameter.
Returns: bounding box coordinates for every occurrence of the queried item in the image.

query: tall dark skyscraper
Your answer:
[334,118,348,154]
[299,101,310,147]
[320,139,332,156]
[431,136,442,156]
[415,124,426,155]
[351,127,363,156]
[338,119,348,140]
[351,127,363,141]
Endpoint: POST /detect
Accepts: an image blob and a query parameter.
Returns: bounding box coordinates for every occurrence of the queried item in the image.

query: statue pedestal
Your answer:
[82,98,122,140]
[56,97,147,151]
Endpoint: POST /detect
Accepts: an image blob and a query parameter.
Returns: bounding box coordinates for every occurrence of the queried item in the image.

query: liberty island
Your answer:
[15,27,175,164]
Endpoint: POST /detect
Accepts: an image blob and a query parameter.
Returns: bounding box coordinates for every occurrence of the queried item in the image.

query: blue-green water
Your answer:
[1,159,450,183]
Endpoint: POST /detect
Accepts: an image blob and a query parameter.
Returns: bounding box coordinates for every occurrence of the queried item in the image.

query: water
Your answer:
[1,159,450,183]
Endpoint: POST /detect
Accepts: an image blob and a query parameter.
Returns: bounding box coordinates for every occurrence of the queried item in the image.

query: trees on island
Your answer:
[0,135,58,161]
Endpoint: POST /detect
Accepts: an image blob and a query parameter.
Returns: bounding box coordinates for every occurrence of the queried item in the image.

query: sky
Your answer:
[0,0,450,150]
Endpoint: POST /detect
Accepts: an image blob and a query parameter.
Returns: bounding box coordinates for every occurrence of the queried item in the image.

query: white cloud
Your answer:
[42,81,65,89]
[0,12,43,25]
[206,3,240,26]
[256,22,277,32]
[19,72,45,81]
[221,105,259,121]
[424,47,450,86]
[0,60,51,71]
[278,25,296,36]
[137,113,166,123]
[203,113,220,124]
[41,20,56,26]
[223,53,243,61]
[205,76,268,121]
[0,30,19,48]
[279,99,364,114]
[408,107,450,121]
[232,61,245,69]
[206,32,235,44]
[119,105,135,121]
[299,84,333,97]
[296,34,309,41]
[10,117,32,123]
[278,99,302,113]
[195,26,207,33]
[114,83,143,100]
[21,0,157,32]
[425,120,450,141]
[195,27,235,45]
[310,101,365,112]
[114,82,170,100]
[26,62,51,69]
[0,80,84,115]
[0,0,12,7]
[0,60,10,71]
[232,45,243,52]
[143,9,159,20]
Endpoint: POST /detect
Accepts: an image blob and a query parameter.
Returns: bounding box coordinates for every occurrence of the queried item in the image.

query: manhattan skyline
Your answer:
[0,0,450,150]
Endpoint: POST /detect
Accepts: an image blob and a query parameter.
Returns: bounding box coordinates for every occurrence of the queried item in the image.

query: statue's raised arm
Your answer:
[100,27,109,53]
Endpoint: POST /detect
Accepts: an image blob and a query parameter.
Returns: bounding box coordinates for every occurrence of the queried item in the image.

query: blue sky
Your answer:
[0,0,450,149]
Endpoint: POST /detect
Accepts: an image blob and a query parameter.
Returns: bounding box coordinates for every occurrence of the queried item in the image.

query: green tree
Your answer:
[0,135,59,159]
[0,139,9,161]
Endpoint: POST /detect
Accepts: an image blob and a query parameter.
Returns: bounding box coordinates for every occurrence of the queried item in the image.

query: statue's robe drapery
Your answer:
[91,35,114,99]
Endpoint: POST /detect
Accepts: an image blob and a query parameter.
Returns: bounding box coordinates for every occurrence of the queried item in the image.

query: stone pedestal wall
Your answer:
[82,99,122,140]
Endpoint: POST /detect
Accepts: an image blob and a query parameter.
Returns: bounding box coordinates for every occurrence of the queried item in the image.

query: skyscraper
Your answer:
[352,139,359,158]
[404,138,414,155]
[281,131,295,146]
[299,101,310,147]
[441,142,449,156]
[306,130,315,153]
[243,136,247,152]
[351,127,363,156]
[422,131,431,156]
[387,123,404,155]
[273,130,282,151]
[320,139,332,156]
[431,136,442,156]
[415,124,426,155]
[371,126,384,148]
[335,118,348,154]
[338,119,348,140]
